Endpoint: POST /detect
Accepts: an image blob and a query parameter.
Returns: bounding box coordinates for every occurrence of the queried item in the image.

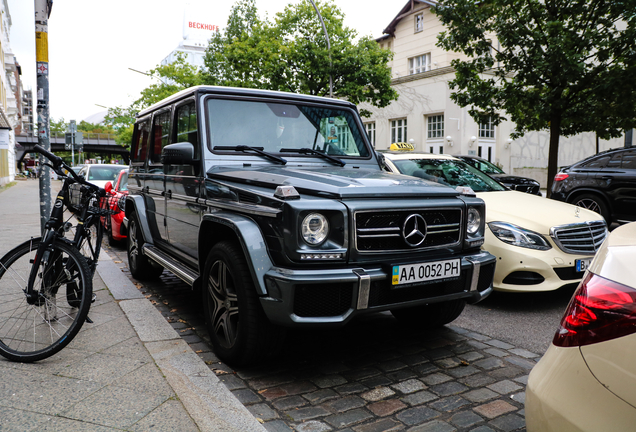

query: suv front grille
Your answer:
[355,209,462,252]
[550,221,607,254]
[509,184,540,194]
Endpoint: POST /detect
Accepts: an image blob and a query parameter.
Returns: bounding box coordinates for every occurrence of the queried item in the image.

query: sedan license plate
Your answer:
[576,258,593,273]
[392,259,461,286]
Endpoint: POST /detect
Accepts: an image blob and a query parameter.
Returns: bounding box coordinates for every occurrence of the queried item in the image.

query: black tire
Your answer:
[127,212,163,280]
[570,193,610,223]
[391,299,466,329]
[0,238,93,362]
[202,241,285,366]
[105,215,122,247]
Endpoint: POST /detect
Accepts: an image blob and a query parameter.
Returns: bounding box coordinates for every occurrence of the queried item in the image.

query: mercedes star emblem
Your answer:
[403,214,427,247]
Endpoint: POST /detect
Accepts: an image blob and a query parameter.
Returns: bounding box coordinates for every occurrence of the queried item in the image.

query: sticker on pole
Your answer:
[37,62,48,75]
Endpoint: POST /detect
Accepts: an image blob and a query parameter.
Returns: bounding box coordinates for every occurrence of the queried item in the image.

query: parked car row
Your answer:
[379,150,607,293]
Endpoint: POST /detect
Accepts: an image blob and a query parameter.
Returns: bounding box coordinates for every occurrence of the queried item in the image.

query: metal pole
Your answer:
[307,0,333,98]
[35,0,52,232]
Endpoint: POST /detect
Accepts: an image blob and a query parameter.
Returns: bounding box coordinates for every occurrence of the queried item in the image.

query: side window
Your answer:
[131,120,150,163]
[607,152,622,168]
[150,110,172,164]
[583,155,610,169]
[175,102,199,155]
[621,150,636,170]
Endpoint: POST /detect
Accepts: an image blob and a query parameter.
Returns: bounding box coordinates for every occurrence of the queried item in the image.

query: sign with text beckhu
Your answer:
[0,129,10,150]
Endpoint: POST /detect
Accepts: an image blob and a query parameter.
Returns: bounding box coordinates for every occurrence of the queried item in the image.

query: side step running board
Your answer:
[143,244,198,286]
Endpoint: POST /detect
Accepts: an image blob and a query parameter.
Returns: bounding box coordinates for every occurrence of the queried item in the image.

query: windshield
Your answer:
[206,98,370,158]
[392,158,506,192]
[88,166,128,182]
[465,157,505,175]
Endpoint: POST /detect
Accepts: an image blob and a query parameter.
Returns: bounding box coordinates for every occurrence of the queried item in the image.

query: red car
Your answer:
[102,169,128,244]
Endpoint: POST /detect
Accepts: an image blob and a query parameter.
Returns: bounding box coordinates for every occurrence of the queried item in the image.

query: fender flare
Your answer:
[124,195,155,248]
[199,213,274,296]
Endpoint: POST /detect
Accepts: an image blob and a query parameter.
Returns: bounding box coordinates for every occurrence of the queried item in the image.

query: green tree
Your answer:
[435,0,636,195]
[49,118,66,134]
[204,0,397,115]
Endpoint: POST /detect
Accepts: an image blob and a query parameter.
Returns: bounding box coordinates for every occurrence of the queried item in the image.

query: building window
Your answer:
[391,119,407,143]
[409,54,431,75]
[365,122,376,148]
[415,13,424,33]
[479,117,495,139]
[427,115,444,139]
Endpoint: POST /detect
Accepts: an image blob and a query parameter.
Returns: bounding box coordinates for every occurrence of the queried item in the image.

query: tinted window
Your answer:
[176,102,198,150]
[581,155,610,169]
[131,120,150,163]
[621,150,636,170]
[392,158,506,192]
[607,153,622,168]
[206,98,370,158]
[151,110,172,164]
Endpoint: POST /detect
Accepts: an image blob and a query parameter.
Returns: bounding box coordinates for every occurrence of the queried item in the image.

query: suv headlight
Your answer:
[488,222,552,250]
[467,208,481,235]
[301,213,329,245]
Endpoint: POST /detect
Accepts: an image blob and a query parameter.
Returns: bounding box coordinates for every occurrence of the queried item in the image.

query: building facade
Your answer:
[360,0,627,186]
[0,0,17,186]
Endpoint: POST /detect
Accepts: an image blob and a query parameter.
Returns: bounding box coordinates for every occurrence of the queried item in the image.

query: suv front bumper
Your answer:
[260,251,496,326]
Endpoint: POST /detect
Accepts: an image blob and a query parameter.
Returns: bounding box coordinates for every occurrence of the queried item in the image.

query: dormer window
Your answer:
[415,13,424,33]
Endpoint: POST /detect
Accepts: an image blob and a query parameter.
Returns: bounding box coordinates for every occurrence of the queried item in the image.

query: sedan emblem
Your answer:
[403,214,427,247]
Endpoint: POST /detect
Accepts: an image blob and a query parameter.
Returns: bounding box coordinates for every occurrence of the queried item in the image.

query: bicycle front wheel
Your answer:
[0,238,93,362]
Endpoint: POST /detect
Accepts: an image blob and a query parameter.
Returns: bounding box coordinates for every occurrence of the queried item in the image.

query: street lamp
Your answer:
[307,0,333,98]
[128,67,167,85]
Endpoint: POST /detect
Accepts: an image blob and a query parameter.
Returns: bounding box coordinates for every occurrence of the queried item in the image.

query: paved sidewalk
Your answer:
[0,179,264,431]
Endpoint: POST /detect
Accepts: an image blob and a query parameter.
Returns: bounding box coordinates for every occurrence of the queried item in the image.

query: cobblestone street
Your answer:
[105,241,535,432]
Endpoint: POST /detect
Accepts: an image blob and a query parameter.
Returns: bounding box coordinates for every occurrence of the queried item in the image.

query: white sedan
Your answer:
[381,151,607,292]
[526,222,636,431]
[78,164,129,189]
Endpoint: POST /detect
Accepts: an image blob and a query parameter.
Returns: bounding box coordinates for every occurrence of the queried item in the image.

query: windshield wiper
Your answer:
[280,148,345,167]
[214,145,287,165]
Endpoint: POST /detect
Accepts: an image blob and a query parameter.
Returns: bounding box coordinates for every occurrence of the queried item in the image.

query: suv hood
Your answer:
[207,165,461,199]
[478,191,603,234]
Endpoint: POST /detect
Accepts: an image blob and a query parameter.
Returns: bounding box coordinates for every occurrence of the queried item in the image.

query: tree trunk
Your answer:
[546,116,561,198]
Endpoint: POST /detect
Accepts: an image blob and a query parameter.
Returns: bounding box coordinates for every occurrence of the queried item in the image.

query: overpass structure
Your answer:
[15,133,130,164]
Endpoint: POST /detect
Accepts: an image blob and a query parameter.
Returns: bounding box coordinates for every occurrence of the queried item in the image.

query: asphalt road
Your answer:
[454,286,577,355]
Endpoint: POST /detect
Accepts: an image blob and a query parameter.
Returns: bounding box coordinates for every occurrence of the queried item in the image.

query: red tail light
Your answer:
[553,273,636,347]
[554,173,569,181]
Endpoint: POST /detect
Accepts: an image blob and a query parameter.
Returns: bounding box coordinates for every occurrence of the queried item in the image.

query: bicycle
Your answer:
[0,145,115,362]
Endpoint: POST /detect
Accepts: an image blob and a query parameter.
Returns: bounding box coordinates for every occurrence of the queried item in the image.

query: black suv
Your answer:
[551,147,636,225]
[457,155,542,195]
[123,86,496,365]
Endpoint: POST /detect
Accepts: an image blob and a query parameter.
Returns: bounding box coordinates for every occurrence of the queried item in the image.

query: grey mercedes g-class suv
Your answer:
[123,86,496,365]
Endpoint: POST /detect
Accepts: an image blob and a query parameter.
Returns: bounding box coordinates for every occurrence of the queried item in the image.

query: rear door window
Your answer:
[150,110,172,164]
[621,150,636,170]
[131,120,150,163]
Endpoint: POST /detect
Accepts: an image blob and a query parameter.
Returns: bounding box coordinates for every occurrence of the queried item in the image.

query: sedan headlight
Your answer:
[301,213,329,245]
[488,222,552,250]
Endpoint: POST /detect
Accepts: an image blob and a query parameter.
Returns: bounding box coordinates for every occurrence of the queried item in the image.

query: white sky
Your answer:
[7,0,401,123]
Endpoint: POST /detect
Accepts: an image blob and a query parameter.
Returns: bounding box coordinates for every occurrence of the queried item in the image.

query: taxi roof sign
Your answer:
[389,142,415,151]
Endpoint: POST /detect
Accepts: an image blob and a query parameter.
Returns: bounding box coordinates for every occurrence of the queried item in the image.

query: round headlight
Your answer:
[301,213,329,245]
[467,208,481,236]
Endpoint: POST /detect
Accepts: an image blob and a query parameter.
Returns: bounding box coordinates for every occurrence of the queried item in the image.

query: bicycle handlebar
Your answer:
[33,144,100,192]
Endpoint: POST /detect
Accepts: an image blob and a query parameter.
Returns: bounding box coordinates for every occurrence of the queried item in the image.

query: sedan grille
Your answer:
[355,209,462,252]
[550,221,607,254]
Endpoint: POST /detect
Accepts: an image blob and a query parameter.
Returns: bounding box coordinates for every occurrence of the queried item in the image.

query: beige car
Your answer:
[381,152,607,292]
[526,222,636,431]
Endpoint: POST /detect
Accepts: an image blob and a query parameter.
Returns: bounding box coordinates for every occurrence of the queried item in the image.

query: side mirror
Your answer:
[375,151,387,171]
[161,142,195,165]
[104,181,113,193]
